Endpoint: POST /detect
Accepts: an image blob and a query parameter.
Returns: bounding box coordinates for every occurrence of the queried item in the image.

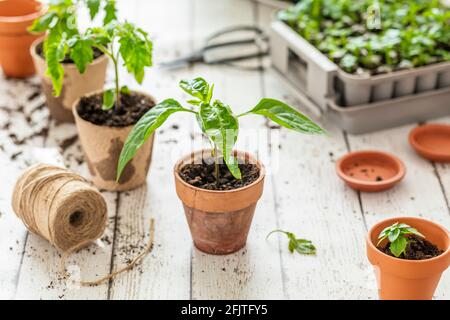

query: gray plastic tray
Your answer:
[271,20,450,108]
[270,20,450,134]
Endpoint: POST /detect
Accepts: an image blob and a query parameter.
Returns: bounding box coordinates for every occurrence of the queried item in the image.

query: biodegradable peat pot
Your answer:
[367,217,450,300]
[31,38,108,123]
[174,150,265,255]
[73,90,155,191]
[0,0,45,78]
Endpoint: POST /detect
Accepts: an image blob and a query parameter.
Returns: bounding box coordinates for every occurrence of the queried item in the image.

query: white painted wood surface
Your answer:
[0,0,449,300]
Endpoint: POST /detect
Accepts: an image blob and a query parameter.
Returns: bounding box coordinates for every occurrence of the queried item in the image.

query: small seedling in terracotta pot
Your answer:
[29,0,115,122]
[367,217,450,300]
[73,20,155,191]
[118,77,325,254]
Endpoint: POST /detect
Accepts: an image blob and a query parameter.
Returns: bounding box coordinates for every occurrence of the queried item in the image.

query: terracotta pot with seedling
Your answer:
[73,20,155,191]
[29,0,116,122]
[118,77,325,254]
[367,217,450,300]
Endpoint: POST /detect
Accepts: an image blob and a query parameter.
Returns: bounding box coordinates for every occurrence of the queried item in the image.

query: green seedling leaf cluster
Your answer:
[117,77,326,183]
[29,0,118,96]
[267,230,316,255]
[377,222,425,257]
[279,0,450,75]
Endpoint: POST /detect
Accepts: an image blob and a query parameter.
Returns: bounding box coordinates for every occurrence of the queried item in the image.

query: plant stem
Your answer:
[112,53,121,113]
[214,146,220,186]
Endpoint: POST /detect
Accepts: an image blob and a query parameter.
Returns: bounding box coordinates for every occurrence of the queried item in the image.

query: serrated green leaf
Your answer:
[267,229,316,256]
[117,99,195,180]
[103,0,117,24]
[45,39,68,97]
[28,11,58,33]
[240,98,326,135]
[68,36,94,73]
[102,89,116,110]
[86,0,100,20]
[179,78,210,102]
[199,100,240,179]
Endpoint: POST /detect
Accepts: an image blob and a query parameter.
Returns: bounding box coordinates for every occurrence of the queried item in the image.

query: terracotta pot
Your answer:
[174,150,265,255]
[0,0,45,78]
[336,150,406,192]
[31,38,108,123]
[409,124,450,163]
[367,216,450,300]
[73,90,155,191]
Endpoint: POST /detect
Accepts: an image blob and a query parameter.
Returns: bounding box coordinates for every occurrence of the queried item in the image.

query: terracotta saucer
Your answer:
[409,124,450,162]
[336,151,406,192]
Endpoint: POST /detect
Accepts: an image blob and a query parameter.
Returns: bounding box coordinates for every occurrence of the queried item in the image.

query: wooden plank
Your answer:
[188,0,284,300]
[347,123,450,299]
[108,0,193,299]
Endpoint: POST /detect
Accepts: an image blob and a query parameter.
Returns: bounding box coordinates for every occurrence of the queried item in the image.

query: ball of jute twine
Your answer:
[12,164,155,286]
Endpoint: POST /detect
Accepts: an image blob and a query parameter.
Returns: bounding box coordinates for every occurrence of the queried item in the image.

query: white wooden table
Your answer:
[0,0,449,300]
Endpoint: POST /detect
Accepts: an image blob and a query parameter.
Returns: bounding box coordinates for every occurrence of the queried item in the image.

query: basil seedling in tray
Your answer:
[117,77,326,182]
[29,0,118,96]
[279,0,450,75]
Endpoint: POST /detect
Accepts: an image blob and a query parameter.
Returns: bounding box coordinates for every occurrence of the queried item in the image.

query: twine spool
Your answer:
[12,164,108,251]
[12,163,155,286]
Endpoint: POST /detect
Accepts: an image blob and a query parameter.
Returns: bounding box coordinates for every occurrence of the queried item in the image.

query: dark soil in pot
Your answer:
[77,92,155,127]
[378,235,444,260]
[36,42,104,63]
[179,157,260,191]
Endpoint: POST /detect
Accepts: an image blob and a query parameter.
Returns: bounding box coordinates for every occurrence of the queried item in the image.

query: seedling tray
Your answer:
[270,20,450,134]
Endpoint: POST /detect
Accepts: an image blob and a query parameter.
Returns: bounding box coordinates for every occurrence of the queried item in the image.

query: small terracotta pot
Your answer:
[0,0,46,78]
[367,216,450,300]
[174,150,265,255]
[31,38,108,123]
[409,124,450,163]
[73,90,155,191]
[336,150,406,192]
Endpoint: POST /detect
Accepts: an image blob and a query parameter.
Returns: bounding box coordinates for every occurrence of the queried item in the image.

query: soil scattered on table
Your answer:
[77,92,155,127]
[379,235,444,260]
[179,158,260,191]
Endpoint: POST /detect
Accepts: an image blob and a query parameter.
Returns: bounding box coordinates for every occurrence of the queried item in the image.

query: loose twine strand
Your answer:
[12,164,155,287]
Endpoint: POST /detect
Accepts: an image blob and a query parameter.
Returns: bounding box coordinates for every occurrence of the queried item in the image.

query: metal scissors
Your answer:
[160,25,269,71]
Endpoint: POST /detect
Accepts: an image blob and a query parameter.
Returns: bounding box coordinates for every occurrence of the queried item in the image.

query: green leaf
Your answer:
[187,99,202,106]
[388,228,401,243]
[390,237,408,257]
[404,227,425,238]
[267,230,316,255]
[120,85,131,94]
[199,100,241,179]
[28,11,58,33]
[118,22,153,84]
[45,38,68,97]
[240,98,326,135]
[102,89,116,110]
[86,0,100,20]
[179,78,210,102]
[103,0,117,24]
[68,35,94,74]
[117,99,195,180]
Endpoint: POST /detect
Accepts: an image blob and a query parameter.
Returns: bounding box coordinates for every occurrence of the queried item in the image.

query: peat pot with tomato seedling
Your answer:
[73,20,155,191]
[0,0,46,78]
[367,217,450,300]
[117,77,326,255]
[29,0,116,122]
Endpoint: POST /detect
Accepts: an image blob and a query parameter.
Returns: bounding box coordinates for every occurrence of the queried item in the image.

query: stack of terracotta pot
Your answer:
[0,0,45,78]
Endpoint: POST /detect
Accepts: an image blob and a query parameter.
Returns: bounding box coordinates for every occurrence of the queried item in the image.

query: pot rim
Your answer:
[174,149,266,194]
[0,1,47,24]
[336,150,406,187]
[30,36,109,70]
[409,124,450,158]
[367,216,450,265]
[72,89,157,130]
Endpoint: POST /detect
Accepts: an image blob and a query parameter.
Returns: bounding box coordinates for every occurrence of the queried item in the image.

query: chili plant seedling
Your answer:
[377,222,425,258]
[29,0,118,96]
[267,230,316,255]
[117,77,326,183]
